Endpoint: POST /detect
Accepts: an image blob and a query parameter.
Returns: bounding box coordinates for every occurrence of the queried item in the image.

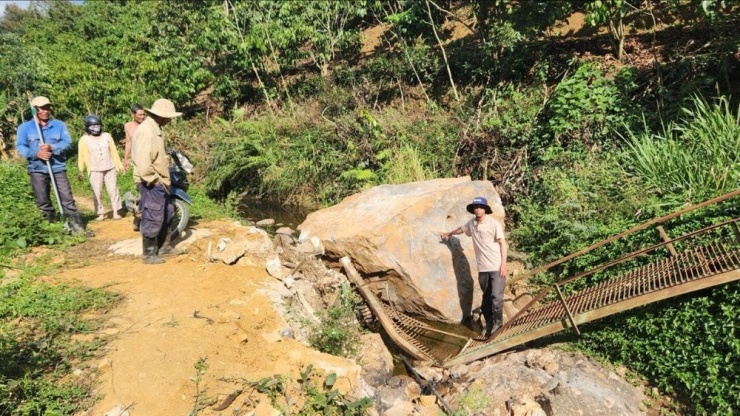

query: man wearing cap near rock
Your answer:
[441,196,508,341]
[15,96,93,237]
[131,98,181,264]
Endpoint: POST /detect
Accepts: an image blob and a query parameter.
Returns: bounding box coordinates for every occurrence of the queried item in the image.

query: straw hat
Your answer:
[145,98,182,118]
[31,96,52,107]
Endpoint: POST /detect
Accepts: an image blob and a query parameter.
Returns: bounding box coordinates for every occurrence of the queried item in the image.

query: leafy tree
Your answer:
[221,1,299,109]
[298,1,367,78]
[145,1,226,103]
[0,0,233,135]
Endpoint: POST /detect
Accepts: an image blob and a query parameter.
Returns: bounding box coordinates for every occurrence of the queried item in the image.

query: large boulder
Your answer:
[297,177,504,322]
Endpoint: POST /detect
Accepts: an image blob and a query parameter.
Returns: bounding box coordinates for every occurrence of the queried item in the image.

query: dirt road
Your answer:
[55,217,360,415]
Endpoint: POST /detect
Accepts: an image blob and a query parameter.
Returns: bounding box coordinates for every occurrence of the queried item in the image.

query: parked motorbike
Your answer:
[124,148,193,239]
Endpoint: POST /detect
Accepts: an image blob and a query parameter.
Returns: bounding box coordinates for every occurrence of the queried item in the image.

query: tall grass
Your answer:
[622,95,740,201]
[380,143,437,184]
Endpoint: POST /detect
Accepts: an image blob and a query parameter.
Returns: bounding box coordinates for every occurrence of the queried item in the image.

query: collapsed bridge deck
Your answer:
[342,190,740,367]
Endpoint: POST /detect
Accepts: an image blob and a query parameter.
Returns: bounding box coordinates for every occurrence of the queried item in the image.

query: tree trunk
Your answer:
[251,61,274,113]
[425,0,460,104]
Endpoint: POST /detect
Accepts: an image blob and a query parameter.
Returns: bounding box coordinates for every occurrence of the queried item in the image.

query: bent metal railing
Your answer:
[343,190,740,367]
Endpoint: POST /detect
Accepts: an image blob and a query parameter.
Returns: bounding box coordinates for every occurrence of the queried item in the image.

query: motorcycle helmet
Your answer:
[84,114,103,136]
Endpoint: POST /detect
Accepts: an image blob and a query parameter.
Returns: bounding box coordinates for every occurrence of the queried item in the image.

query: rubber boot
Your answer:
[157,225,180,256]
[43,211,57,223]
[68,212,94,237]
[142,237,165,264]
[478,310,503,341]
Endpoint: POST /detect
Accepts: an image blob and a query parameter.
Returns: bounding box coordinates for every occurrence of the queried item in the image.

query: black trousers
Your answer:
[138,182,173,239]
[479,271,505,324]
[29,171,79,219]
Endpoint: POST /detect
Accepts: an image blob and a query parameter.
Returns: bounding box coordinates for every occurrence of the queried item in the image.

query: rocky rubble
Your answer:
[205,218,648,416]
[356,346,647,415]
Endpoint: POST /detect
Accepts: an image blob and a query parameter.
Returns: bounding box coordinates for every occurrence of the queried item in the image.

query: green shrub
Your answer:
[578,284,739,415]
[0,261,118,415]
[540,62,635,150]
[204,101,458,207]
[187,185,238,221]
[402,38,440,85]
[480,84,543,149]
[0,161,75,255]
[308,289,363,358]
[511,151,660,283]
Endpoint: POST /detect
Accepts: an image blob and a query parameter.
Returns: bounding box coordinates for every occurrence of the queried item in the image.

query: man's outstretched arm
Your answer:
[440,226,463,240]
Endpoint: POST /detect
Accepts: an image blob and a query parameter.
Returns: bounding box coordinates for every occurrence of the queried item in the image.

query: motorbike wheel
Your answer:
[123,191,139,214]
[170,199,189,240]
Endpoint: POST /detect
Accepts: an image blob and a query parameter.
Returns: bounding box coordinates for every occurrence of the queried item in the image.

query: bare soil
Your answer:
[49,211,358,415]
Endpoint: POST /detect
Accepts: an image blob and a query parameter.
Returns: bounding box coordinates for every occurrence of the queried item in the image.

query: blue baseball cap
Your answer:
[466,196,492,214]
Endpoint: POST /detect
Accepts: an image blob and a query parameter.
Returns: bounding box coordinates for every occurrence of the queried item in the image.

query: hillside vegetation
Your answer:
[1,1,738,414]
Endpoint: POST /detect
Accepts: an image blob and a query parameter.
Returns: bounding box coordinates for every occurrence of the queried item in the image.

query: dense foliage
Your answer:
[1,0,738,414]
[0,161,78,254]
[513,96,740,414]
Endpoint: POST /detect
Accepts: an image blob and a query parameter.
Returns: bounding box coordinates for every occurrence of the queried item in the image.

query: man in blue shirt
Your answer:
[15,96,92,237]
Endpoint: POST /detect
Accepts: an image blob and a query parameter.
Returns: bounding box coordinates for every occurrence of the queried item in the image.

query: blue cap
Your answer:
[466,196,492,214]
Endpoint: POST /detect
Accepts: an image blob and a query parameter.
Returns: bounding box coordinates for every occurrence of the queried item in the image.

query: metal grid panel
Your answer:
[455,242,740,357]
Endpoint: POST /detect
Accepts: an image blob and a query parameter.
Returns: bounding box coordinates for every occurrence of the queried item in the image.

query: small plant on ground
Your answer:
[451,379,489,415]
[0,161,80,253]
[162,314,179,328]
[238,365,372,415]
[296,365,373,416]
[188,357,216,416]
[308,287,364,358]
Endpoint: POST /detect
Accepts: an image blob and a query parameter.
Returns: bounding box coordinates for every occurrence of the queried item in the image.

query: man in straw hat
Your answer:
[15,95,93,237]
[441,196,508,341]
[131,98,182,264]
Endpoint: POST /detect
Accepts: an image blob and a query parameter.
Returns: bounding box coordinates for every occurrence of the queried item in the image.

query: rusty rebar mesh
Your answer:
[460,240,740,353]
[380,302,440,364]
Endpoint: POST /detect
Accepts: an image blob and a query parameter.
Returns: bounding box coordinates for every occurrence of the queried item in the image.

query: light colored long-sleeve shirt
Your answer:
[131,117,170,188]
[77,133,123,173]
